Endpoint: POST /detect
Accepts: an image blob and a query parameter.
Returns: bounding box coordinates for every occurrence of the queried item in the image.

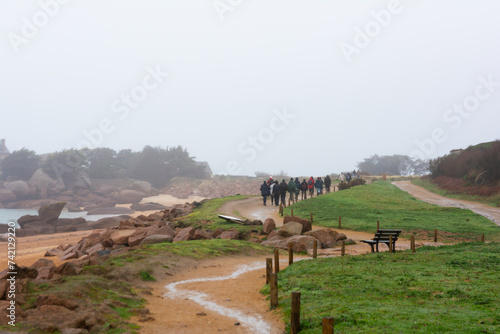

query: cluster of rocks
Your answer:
[0,168,157,210]
[163,177,263,199]
[44,205,249,262]
[261,215,354,253]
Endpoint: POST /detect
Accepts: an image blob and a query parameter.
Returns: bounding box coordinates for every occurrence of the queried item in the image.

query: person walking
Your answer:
[300,179,308,200]
[280,179,288,205]
[308,176,315,197]
[288,178,297,203]
[273,180,280,206]
[269,180,275,205]
[315,177,324,196]
[267,176,273,186]
[260,181,270,206]
[294,177,301,201]
[324,175,332,193]
[346,173,352,182]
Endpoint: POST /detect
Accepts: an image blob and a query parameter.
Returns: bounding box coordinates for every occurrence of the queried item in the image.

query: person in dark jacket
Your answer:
[294,177,301,201]
[300,179,308,200]
[272,181,280,206]
[324,175,332,193]
[288,178,297,203]
[315,177,324,196]
[260,181,270,206]
[280,179,288,205]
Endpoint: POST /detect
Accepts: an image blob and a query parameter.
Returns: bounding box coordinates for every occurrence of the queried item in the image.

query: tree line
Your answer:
[0,146,208,188]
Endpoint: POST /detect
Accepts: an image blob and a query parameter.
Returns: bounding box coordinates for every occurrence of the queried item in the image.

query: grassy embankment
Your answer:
[283,181,499,242]
[179,194,261,235]
[263,242,500,333]
[412,177,500,208]
[265,181,500,333]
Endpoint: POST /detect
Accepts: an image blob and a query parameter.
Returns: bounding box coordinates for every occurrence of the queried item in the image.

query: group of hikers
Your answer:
[259,175,333,206]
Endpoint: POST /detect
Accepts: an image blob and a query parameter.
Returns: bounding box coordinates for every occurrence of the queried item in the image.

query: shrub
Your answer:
[338,178,366,190]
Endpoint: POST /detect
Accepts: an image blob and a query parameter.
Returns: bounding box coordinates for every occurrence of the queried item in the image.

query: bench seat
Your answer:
[361,229,402,253]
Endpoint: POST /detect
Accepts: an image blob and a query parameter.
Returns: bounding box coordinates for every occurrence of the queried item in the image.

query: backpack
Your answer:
[301,182,307,190]
[308,179,313,186]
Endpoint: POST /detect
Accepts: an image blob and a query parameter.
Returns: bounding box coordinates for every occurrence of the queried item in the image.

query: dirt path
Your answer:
[393,181,500,226]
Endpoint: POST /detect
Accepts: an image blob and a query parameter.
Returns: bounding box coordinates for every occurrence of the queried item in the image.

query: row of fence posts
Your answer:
[266,241,340,333]
[266,216,488,333]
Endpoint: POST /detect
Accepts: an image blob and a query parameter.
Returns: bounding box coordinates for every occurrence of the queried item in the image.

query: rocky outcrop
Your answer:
[116,190,145,204]
[0,189,17,203]
[6,180,30,199]
[283,215,312,233]
[86,207,134,215]
[262,235,319,252]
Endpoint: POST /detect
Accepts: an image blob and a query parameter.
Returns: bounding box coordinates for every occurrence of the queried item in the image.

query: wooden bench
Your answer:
[361,229,402,253]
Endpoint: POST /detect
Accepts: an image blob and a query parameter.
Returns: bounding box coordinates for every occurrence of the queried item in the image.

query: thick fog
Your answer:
[1,0,499,176]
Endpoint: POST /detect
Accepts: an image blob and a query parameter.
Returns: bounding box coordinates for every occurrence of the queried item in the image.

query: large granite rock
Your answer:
[262,235,319,252]
[304,228,343,248]
[262,218,276,234]
[283,215,312,233]
[38,202,67,224]
[277,222,303,237]
[116,190,145,204]
[0,189,17,203]
[6,180,30,199]
[29,168,57,199]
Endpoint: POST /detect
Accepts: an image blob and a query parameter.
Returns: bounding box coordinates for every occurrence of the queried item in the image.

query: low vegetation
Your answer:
[413,176,500,208]
[284,181,500,242]
[263,242,500,333]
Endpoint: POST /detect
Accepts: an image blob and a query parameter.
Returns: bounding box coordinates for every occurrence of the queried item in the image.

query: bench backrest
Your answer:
[374,229,402,241]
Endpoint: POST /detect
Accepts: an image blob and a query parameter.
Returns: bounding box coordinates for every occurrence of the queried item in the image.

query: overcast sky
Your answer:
[1,0,499,176]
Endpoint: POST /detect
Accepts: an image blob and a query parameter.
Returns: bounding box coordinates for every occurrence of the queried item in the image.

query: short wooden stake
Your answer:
[322,317,334,334]
[338,216,341,229]
[389,235,393,252]
[434,229,437,243]
[274,248,280,273]
[341,240,345,256]
[313,240,318,259]
[481,234,485,242]
[411,235,416,253]
[266,258,272,284]
[288,243,294,265]
[291,292,301,334]
[291,209,294,217]
[270,273,278,309]
[376,220,379,231]
[310,212,313,223]
[288,199,291,207]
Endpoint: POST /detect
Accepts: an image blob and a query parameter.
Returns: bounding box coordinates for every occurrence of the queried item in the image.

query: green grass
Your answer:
[263,242,500,333]
[283,181,499,242]
[412,178,500,208]
[143,239,271,259]
[179,195,261,234]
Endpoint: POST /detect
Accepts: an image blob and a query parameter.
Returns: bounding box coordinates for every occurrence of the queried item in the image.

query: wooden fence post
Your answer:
[310,212,313,223]
[341,241,345,256]
[274,249,280,273]
[481,234,485,242]
[338,216,341,229]
[322,317,334,334]
[291,292,301,334]
[289,243,294,265]
[266,258,272,284]
[313,240,318,259]
[270,273,278,309]
[411,235,415,253]
[434,229,437,243]
[291,209,294,217]
[376,220,379,231]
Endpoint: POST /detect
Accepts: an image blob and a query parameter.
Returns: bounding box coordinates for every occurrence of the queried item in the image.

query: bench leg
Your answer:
[369,244,375,253]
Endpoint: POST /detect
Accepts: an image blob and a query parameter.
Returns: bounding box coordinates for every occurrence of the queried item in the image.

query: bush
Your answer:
[338,178,366,190]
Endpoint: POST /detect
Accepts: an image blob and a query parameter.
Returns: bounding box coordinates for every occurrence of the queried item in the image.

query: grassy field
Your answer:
[283,181,500,242]
[412,177,500,208]
[262,242,500,333]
